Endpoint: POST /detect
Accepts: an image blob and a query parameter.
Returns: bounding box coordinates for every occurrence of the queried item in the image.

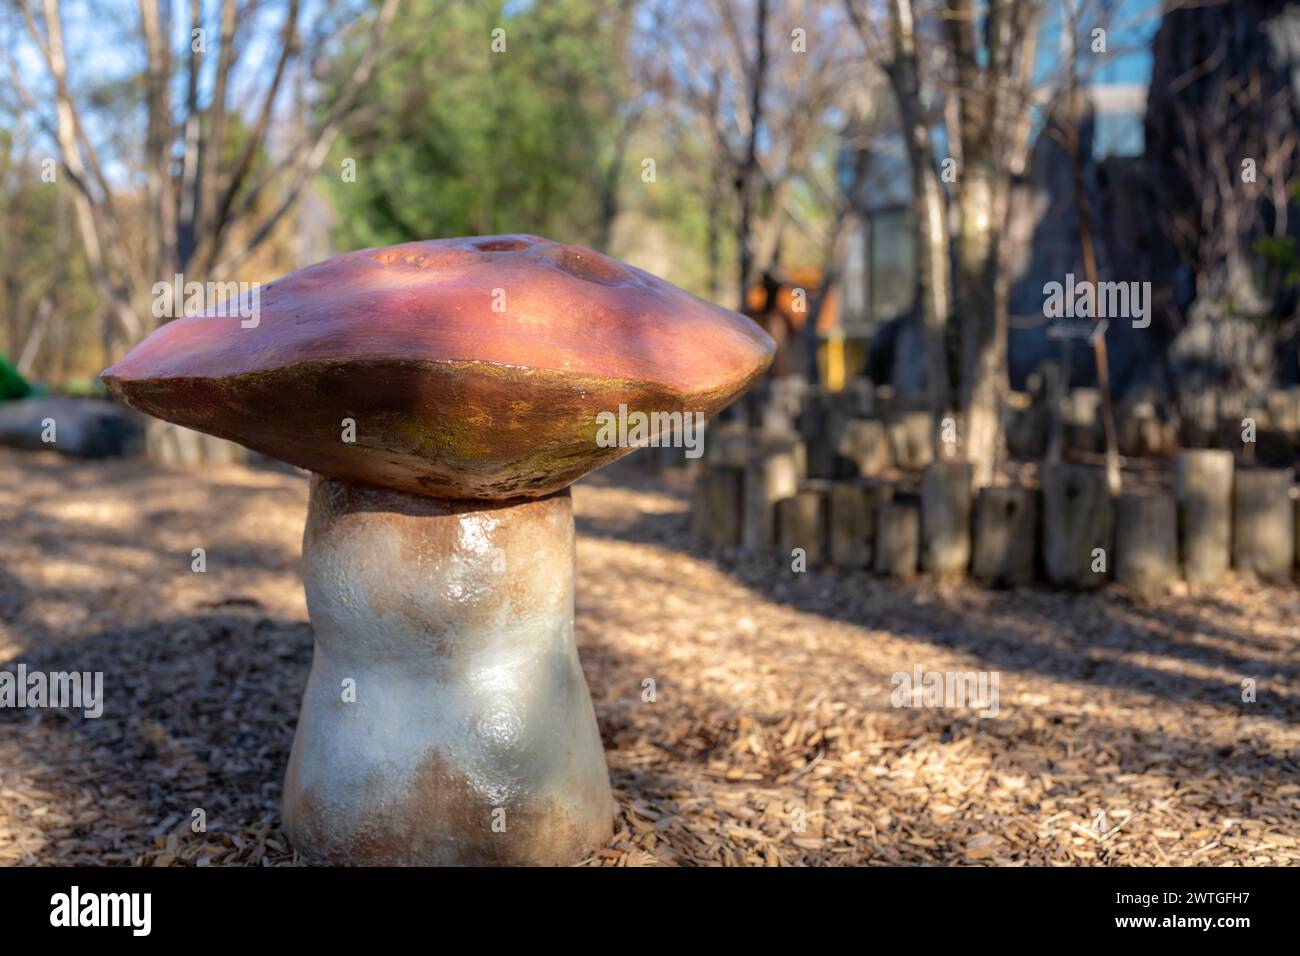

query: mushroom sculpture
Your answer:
[102,235,773,865]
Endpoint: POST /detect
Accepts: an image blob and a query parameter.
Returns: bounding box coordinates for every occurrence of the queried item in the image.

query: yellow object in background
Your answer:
[818,332,865,392]
[825,330,846,392]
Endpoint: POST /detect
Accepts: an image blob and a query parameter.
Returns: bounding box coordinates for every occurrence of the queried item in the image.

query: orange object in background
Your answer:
[745,268,842,381]
[744,267,840,333]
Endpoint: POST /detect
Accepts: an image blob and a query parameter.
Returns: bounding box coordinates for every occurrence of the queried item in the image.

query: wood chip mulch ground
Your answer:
[1,448,1297,866]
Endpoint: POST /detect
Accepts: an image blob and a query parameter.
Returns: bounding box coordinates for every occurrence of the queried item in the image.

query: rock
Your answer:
[874,495,920,580]
[1232,467,1294,584]
[1041,463,1113,589]
[921,459,973,579]
[0,397,144,458]
[971,486,1039,587]
[1114,493,1179,593]
[1175,449,1233,583]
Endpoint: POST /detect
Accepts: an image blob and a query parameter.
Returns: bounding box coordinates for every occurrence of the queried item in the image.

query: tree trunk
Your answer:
[595,109,639,255]
[707,156,724,303]
[957,169,1006,490]
[734,0,770,312]
[1061,39,1121,494]
[885,0,951,456]
[943,0,1041,489]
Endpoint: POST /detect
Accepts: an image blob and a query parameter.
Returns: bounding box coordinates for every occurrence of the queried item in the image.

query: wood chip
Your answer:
[3,452,1298,867]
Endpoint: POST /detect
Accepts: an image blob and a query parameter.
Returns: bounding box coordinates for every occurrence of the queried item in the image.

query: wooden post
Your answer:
[777,482,830,565]
[1175,449,1233,583]
[874,495,920,580]
[828,479,892,569]
[888,410,934,470]
[837,418,893,477]
[921,459,973,579]
[1294,496,1300,571]
[704,420,751,467]
[147,419,246,465]
[759,374,808,436]
[1114,493,1179,593]
[797,388,843,479]
[1232,468,1294,584]
[1041,463,1113,589]
[971,486,1039,588]
[695,465,744,548]
[741,436,802,550]
[1063,387,1101,454]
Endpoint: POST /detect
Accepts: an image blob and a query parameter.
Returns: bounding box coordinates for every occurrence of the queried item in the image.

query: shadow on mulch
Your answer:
[5,453,1295,865]
[0,605,696,866]
[576,467,1300,727]
[1,611,311,864]
[570,537,1300,862]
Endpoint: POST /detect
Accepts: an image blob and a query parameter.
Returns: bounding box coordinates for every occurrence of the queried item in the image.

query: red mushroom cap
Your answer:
[102,235,773,499]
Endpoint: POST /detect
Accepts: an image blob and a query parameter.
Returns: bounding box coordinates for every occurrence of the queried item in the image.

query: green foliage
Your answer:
[1252,235,1300,286]
[0,137,96,383]
[1250,181,1300,292]
[57,377,107,398]
[0,353,32,401]
[324,0,632,249]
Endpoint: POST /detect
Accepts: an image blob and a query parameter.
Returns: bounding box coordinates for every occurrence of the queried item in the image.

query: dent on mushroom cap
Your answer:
[469,236,539,252]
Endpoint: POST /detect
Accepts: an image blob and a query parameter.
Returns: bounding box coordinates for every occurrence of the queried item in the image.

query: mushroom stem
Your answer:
[283,476,613,865]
